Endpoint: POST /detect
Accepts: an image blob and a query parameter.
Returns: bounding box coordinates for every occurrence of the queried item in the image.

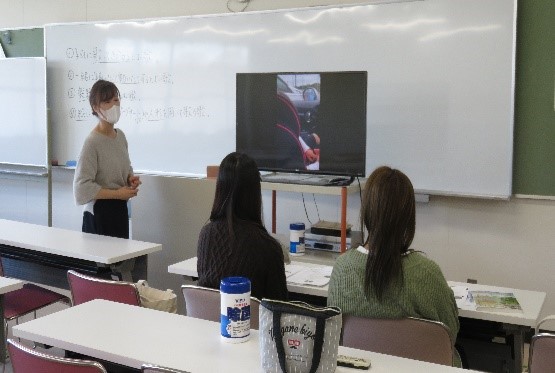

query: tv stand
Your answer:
[261,181,361,252]
[260,173,354,187]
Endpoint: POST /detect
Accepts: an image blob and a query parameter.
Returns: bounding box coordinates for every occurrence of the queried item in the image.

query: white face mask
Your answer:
[99,104,121,124]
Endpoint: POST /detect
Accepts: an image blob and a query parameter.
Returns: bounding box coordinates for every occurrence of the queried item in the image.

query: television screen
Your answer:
[236,71,367,177]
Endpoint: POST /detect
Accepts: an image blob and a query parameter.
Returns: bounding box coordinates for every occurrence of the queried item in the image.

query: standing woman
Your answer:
[73,79,140,239]
[197,152,288,301]
[327,166,460,366]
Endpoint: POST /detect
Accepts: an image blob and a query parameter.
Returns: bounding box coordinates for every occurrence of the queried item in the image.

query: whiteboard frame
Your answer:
[44,0,516,198]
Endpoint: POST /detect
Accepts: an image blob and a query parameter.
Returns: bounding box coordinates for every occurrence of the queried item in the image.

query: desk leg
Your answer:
[272,190,276,234]
[503,324,525,373]
[340,187,347,253]
[109,258,138,282]
[0,294,6,363]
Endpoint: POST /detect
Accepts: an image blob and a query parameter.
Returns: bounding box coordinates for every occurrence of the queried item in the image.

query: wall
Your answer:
[0,172,48,225]
[0,27,48,225]
[1,0,555,324]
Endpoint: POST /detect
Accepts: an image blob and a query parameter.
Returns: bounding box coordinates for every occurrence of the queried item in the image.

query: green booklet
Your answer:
[470,291,523,313]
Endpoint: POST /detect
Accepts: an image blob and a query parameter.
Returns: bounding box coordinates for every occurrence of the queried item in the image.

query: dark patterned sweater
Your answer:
[197,219,288,300]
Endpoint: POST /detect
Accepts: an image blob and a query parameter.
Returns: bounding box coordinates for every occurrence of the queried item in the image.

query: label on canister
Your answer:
[290,222,305,255]
[220,276,251,343]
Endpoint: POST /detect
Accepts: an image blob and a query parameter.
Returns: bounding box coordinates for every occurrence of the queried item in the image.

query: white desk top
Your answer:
[168,257,328,297]
[448,281,546,328]
[0,219,162,264]
[13,299,479,373]
[169,257,546,328]
[0,277,23,295]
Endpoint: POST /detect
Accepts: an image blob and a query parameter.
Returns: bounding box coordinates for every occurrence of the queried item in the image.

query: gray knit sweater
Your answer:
[328,247,460,364]
[73,129,133,206]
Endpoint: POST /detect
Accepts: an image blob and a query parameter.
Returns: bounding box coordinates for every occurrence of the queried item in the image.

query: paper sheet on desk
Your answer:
[285,264,333,287]
[285,264,306,277]
[451,285,477,311]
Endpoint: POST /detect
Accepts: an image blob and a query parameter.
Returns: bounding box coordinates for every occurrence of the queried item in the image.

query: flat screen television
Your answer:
[236,71,367,177]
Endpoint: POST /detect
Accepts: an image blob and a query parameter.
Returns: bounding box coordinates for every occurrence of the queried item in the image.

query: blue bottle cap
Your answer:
[220,276,251,294]
[290,222,305,230]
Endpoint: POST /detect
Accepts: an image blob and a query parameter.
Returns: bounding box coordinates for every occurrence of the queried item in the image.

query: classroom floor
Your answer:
[2,299,531,373]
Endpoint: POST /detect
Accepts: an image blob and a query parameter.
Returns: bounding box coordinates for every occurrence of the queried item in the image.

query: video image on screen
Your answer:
[236,71,367,177]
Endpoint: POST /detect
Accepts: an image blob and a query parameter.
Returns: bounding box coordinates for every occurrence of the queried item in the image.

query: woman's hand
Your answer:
[96,185,138,201]
[305,148,320,163]
[117,186,139,200]
[128,175,141,189]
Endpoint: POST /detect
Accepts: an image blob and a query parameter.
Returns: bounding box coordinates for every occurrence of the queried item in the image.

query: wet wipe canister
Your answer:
[289,222,305,255]
[220,276,251,343]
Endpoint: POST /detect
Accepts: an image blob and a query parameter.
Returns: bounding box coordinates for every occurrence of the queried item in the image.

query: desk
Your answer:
[168,257,329,298]
[169,257,546,373]
[0,219,162,288]
[0,277,23,363]
[448,281,545,373]
[13,299,480,372]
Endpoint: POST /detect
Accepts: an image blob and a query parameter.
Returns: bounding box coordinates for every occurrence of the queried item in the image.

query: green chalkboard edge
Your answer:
[0,27,44,57]
[513,1,555,197]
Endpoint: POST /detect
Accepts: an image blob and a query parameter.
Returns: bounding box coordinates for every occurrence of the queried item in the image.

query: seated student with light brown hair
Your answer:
[327,166,461,366]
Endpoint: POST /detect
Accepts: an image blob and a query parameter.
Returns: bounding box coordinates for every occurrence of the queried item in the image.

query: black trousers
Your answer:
[82,199,129,239]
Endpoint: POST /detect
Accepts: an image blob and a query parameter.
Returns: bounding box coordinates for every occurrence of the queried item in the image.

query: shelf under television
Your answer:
[261,181,360,196]
[261,181,361,253]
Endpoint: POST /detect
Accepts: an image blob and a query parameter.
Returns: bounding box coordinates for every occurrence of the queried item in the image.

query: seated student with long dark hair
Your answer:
[197,152,288,300]
[327,166,460,366]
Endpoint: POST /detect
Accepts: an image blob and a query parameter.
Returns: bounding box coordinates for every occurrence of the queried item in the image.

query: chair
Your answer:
[250,297,261,330]
[7,339,107,373]
[0,259,70,344]
[67,270,140,306]
[341,315,454,366]
[141,364,189,372]
[529,315,555,373]
[181,285,261,329]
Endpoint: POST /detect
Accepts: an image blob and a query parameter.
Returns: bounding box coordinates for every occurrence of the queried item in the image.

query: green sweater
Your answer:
[328,247,460,365]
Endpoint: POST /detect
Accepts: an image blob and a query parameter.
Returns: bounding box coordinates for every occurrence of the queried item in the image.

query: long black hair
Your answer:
[209,152,263,237]
[361,166,416,301]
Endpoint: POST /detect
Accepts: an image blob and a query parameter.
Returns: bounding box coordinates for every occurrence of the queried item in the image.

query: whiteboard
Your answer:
[45,0,516,198]
[0,58,47,167]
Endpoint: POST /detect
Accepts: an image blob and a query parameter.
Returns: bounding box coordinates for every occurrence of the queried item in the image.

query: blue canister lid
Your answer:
[290,222,305,230]
[220,276,251,294]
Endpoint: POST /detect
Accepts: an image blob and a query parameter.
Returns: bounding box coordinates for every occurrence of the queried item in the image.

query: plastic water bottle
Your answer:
[289,222,305,256]
[220,276,251,343]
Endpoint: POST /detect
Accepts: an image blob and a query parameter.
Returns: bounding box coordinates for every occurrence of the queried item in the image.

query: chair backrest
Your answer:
[341,315,454,366]
[67,270,140,307]
[181,285,261,329]
[8,339,107,373]
[529,315,555,373]
[250,297,261,330]
[529,333,555,373]
[141,364,189,372]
